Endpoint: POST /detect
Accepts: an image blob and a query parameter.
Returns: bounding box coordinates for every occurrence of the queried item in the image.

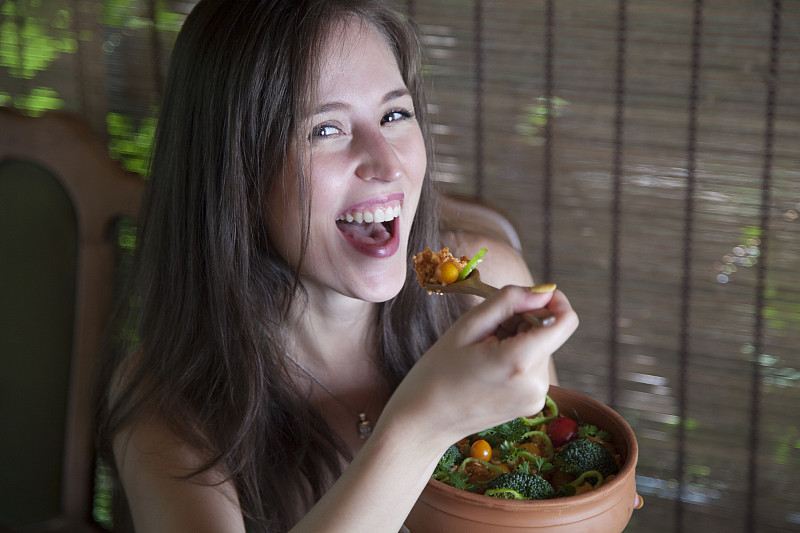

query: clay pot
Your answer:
[405,386,638,533]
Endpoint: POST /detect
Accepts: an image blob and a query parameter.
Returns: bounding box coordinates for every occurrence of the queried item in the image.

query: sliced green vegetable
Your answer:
[520,395,559,427]
[570,470,605,489]
[457,457,504,476]
[485,488,526,500]
[519,431,555,459]
[457,247,487,280]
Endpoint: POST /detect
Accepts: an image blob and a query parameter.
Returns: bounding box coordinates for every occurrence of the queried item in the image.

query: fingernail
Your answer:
[530,283,557,293]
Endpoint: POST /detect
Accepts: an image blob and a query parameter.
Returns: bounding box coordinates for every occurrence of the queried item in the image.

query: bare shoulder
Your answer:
[114,412,245,532]
[442,230,535,288]
[109,351,244,531]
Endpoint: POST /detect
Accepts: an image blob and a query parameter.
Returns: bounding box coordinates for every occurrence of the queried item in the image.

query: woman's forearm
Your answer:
[289,406,447,533]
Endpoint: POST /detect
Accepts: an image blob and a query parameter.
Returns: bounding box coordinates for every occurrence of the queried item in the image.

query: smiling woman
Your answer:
[265,18,426,301]
[94,1,577,532]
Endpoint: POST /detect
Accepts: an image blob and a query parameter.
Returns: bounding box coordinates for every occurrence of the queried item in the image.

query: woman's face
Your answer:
[267,19,427,303]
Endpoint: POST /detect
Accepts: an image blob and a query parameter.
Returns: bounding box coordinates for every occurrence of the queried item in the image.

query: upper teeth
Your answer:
[337,205,401,224]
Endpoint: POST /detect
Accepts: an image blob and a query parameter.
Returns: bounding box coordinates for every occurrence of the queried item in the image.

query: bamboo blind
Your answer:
[1,0,798,531]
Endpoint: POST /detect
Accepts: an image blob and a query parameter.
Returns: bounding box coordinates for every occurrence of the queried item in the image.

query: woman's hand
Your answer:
[385,284,579,451]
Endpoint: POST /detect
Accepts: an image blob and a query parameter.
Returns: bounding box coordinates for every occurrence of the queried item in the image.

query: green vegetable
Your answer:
[572,470,604,488]
[486,470,555,500]
[577,422,612,442]
[557,470,604,497]
[433,445,465,479]
[440,470,480,492]
[457,457,505,478]
[484,487,526,500]
[478,418,530,447]
[457,247,487,280]
[529,455,555,475]
[519,430,555,459]
[555,438,619,478]
[520,395,559,426]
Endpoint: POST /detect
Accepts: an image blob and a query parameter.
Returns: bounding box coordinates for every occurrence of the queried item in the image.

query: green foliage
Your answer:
[106,110,157,175]
[0,2,77,79]
[516,96,569,145]
[0,1,75,115]
[103,0,185,34]
[91,458,114,530]
[2,86,63,115]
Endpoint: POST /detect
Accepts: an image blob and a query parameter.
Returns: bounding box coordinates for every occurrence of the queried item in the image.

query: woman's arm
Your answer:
[294,285,578,532]
[116,284,577,532]
[116,235,573,532]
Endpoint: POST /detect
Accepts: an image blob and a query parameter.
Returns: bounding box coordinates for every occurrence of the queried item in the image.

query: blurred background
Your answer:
[0,0,797,531]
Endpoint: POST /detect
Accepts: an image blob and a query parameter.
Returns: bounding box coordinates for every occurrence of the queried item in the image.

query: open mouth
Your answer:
[336,205,399,247]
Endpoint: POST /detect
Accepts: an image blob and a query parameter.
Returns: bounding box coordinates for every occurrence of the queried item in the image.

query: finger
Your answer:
[493,291,579,369]
[491,289,577,344]
[522,308,556,328]
[455,285,557,344]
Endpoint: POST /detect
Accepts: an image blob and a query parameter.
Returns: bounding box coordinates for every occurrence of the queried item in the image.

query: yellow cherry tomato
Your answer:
[435,260,460,284]
[470,439,492,461]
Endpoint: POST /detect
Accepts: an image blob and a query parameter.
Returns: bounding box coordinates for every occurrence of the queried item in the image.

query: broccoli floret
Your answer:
[555,438,619,478]
[434,445,465,477]
[435,444,464,473]
[478,418,529,447]
[486,470,555,500]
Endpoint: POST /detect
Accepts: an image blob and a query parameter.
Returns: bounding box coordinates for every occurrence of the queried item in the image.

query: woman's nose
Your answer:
[353,127,404,182]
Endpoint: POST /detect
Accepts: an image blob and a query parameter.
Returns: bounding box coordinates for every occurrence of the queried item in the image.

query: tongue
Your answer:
[337,220,391,245]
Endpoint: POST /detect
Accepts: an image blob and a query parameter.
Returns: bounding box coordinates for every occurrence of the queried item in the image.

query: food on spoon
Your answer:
[457,247,487,280]
[411,247,487,289]
[412,247,469,288]
[431,395,622,500]
[436,260,461,284]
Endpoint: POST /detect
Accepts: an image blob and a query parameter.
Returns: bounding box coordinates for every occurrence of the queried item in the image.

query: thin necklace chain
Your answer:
[284,352,377,439]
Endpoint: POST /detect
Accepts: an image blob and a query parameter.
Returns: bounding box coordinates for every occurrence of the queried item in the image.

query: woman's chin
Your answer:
[352,273,407,303]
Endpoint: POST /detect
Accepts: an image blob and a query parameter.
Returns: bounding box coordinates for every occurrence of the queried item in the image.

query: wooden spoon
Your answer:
[422,269,556,328]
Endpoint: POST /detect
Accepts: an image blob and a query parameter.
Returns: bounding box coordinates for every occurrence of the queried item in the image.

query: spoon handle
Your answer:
[469,279,498,298]
[523,309,557,328]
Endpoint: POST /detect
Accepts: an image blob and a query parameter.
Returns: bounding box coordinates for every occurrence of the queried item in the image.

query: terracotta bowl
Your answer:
[405,385,638,533]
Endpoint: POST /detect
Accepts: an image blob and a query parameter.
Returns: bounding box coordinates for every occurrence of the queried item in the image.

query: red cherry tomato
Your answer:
[470,439,492,461]
[547,416,579,448]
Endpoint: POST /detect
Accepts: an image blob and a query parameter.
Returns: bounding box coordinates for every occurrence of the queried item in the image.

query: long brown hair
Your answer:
[96,0,465,530]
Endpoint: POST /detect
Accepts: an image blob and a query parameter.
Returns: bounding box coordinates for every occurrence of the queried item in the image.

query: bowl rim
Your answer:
[421,385,639,513]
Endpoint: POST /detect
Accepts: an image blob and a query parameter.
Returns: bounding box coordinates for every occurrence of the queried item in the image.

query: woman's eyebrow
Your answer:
[382,88,411,104]
[312,88,412,116]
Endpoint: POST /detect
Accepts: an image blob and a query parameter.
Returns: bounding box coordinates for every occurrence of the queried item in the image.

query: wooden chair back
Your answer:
[0,108,144,532]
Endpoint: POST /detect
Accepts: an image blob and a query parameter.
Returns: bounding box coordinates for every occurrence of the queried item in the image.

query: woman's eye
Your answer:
[310,124,340,140]
[381,109,413,125]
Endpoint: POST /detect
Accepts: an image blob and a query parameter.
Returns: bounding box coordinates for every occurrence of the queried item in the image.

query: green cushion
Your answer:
[0,159,77,527]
